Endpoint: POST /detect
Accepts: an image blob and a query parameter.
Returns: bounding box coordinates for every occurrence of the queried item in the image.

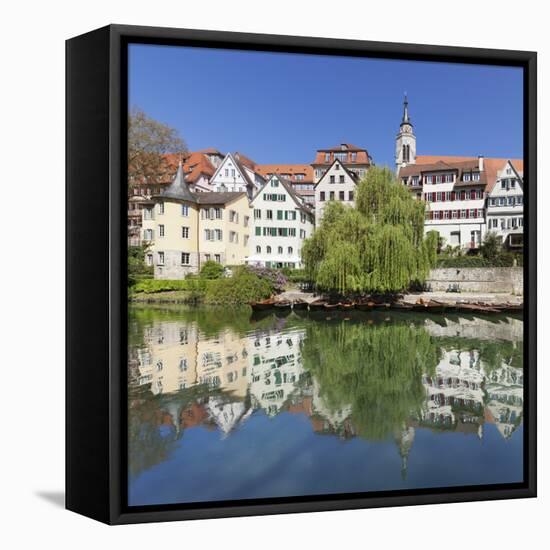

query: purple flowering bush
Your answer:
[246,266,288,293]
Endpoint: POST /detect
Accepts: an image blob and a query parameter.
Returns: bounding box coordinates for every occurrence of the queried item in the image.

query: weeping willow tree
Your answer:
[301,319,440,440]
[303,167,437,294]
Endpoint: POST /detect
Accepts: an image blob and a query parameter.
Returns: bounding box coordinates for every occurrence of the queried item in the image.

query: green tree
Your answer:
[480,231,502,263]
[199,260,225,280]
[128,243,153,286]
[128,106,187,188]
[302,167,436,294]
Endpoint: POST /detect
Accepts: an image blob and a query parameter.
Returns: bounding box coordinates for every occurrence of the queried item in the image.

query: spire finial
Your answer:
[402,92,410,124]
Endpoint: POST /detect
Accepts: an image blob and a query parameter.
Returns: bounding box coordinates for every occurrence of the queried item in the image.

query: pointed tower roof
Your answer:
[401,93,411,126]
[161,160,195,201]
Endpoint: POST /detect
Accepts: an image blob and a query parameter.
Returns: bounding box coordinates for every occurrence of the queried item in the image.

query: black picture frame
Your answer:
[66,24,537,525]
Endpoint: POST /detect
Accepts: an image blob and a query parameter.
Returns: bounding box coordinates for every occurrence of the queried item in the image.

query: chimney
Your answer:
[478,155,484,171]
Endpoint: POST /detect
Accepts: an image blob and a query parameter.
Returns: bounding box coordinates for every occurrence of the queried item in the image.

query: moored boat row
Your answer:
[250,297,523,314]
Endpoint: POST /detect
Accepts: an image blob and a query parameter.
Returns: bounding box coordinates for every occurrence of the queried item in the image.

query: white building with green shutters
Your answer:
[247,174,315,269]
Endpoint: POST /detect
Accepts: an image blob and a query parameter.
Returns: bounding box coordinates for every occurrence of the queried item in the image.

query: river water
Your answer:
[128,306,524,507]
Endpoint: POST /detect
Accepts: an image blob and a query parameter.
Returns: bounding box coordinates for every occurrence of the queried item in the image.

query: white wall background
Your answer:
[1,0,547,546]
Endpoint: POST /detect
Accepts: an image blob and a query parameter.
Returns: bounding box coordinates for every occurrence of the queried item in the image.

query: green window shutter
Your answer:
[277,210,283,220]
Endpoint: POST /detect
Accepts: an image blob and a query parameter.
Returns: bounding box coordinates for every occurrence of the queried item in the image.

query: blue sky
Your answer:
[128,44,523,167]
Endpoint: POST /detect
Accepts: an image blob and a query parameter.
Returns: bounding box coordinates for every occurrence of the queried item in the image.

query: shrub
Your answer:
[199,260,225,280]
[132,278,208,294]
[246,265,288,292]
[205,269,273,304]
[128,244,153,286]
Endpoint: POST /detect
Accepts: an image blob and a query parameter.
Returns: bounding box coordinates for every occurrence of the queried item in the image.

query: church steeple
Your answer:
[401,93,410,125]
[396,93,416,172]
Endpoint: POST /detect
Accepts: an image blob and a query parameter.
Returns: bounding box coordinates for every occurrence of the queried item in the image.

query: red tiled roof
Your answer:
[255,164,314,183]
[312,144,371,166]
[164,151,216,184]
[405,155,523,193]
[233,151,257,170]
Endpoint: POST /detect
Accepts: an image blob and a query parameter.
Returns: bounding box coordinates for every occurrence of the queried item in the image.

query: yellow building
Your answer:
[142,162,251,279]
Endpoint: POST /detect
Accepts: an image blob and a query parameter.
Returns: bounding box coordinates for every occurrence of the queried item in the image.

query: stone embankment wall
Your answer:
[427,267,523,295]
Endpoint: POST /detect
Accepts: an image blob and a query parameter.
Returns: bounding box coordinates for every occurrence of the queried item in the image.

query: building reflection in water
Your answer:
[129,313,523,479]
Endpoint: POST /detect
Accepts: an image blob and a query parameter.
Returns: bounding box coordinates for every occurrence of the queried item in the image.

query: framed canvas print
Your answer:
[66,24,537,525]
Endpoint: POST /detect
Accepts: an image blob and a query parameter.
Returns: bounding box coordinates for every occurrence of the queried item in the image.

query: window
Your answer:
[472,172,480,181]
[320,191,326,201]
[229,231,238,243]
[517,196,523,205]
[277,210,283,220]
[461,209,467,218]
[351,152,357,162]
[266,246,272,254]
[426,175,433,184]
[181,252,190,265]
[157,251,164,265]
[224,169,229,176]
[146,253,153,266]
[501,180,506,189]
[144,228,154,241]
[412,176,419,186]
[182,226,189,239]
[229,210,238,223]
[288,247,293,255]
[215,254,221,263]
[144,207,154,220]
[256,246,261,253]
[339,175,345,183]
[181,204,189,217]
[436,192,442,201]
[324,153,330,162]
[254,209,261,219]
[205,254,211,262]
[215,208,222,219]
[348,191,354,201]
[278,246,283,254]
[255,227,261,236]
[330,175,335,183]
[266,210,273,220]
[231,169,235,177]
[204,229,211,241]
[244,215,249,227]
[300,229,306,239]
[339,191,345,201]
[335,152,347,162]
[452,210,458,219]
[158,224,165,237]
[158,202,165,214]
[215,229,223,241]
[329,191,335,200]
[463,173,471,182]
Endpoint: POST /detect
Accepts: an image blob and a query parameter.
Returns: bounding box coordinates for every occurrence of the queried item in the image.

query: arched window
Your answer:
[403,144,409,163]
[256,246,261,253]
[288,247,293,255]
[278,246,283,254]
[267,246,271,254]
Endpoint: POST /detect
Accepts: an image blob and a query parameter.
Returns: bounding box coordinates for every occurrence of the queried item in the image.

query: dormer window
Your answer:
[463,173,471,182]
[472,172,480,181]
[324,153,330,162]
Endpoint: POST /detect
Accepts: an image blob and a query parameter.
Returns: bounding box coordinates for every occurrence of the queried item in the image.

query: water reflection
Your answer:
[128,308,524,505]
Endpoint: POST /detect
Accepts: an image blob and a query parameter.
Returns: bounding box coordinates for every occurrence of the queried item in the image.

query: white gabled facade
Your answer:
[247,175,315,269]
[314,159,358,223]
[210,153,264,198]
[486,161,524,249]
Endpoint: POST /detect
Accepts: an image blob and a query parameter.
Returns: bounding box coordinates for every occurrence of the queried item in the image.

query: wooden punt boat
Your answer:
[324,302,342,310]
[356,301,375,311]
[308,300,327,311]
[250,299,277,311]
[292,300,309,311]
